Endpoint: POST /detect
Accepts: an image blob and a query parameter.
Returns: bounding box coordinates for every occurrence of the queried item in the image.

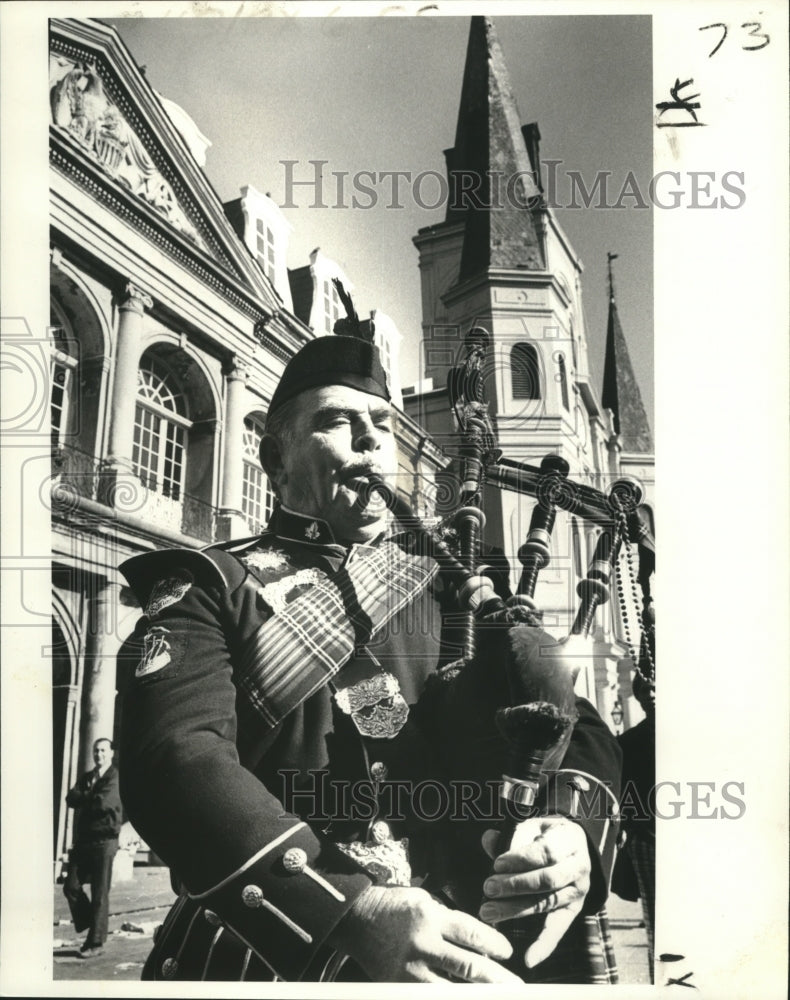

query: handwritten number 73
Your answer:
[700,20,770,57]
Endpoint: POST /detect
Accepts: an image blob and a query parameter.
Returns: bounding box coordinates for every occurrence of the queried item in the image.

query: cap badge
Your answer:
[305,521,320,541]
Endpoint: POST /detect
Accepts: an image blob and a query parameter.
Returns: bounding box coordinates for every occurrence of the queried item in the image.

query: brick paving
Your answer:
[53,865,650,983]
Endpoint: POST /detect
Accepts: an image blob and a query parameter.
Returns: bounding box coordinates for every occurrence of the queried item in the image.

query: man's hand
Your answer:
[328,885,522,982]
[479,815,591,969]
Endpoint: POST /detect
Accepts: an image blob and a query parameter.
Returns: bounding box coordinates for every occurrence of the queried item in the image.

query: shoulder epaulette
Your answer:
[121,546,245,606]
[206,532,275,556]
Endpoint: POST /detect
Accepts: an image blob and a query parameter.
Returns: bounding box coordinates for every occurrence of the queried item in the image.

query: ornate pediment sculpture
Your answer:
[50,55,206,250]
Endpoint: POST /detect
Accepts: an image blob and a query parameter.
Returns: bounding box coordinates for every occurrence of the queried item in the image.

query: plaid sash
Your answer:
[237,541,438,727]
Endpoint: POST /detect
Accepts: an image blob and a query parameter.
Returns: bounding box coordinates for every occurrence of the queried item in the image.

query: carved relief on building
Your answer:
[49,55,205,250]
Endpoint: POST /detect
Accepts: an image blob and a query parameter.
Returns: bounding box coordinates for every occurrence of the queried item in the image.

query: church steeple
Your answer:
[601,253,653,452]
[446,16,544,281]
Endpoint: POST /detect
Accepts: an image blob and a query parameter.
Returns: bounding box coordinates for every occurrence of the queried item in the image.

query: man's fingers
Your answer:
[482,818,583,868]
[442,908,513,961]
[495,822,587,873]
[433,943,522,983]
[481,827,500,861]
[406,963,445,983]
[483,852,588,899]
[524,904,580,969]
[479,884,581,924]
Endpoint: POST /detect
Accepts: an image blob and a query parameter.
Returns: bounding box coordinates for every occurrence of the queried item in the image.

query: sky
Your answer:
[105,12,654,425]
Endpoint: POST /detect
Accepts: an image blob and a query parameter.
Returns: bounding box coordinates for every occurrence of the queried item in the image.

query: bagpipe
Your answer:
[352,325,656,983]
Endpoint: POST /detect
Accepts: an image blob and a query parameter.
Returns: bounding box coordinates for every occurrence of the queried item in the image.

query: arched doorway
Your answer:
[52,616,75,863]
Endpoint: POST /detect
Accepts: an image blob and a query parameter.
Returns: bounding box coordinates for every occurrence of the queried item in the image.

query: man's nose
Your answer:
[352,416,382,453]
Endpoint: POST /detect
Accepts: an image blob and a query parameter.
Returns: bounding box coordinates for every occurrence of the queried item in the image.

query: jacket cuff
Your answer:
[536,769,620,914]
[189,822,372,981]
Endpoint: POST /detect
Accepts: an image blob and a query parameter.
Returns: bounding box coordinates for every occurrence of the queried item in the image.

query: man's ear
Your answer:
[259,434,285,493]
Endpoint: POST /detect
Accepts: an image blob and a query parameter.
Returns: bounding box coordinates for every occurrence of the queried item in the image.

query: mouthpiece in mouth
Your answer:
[344,474,389,510]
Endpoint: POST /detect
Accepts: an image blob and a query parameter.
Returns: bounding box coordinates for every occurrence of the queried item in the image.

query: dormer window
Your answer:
[256,219,276,283]
[323,280,340,334]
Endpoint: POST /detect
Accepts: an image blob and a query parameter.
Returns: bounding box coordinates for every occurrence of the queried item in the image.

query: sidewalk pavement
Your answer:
[54,866,650,983]
[53,865,176,982]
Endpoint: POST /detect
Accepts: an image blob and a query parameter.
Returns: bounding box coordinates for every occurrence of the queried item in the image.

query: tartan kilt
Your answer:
[501,911,613,984]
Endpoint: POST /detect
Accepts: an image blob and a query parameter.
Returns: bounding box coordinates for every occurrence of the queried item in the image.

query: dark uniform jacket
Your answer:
[618,715,656,840]
[67,765,122,847]
[120,507,621,981]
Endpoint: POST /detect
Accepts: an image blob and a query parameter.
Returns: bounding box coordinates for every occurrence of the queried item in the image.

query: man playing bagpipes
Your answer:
[118,312,623,982]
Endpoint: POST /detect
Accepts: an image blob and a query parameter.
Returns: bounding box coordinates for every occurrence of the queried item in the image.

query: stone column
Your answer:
[107,283,152,466]
[79,580,122,772]
[98,282,154,509]
[217,357,249,540]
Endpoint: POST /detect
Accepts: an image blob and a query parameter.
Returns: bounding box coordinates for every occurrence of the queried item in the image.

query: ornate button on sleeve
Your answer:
[282,847,346,902]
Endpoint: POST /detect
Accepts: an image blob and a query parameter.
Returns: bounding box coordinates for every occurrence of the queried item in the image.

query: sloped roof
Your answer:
[445,16,545,280]
[602,292,654,453]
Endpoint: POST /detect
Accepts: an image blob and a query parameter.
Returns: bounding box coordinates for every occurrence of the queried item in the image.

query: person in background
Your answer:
[63,737,123,958]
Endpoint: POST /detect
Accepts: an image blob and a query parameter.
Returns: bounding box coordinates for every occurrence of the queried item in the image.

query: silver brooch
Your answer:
[334,673,409,739]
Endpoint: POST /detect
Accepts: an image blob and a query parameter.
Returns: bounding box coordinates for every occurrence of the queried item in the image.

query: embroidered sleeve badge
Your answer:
[136,626,172,677]
[145,570,194,619]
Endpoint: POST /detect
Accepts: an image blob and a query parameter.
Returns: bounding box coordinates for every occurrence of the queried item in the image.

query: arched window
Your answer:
[132,359,191,501]
[557,353,570,410]
[49,305,80,451]
[511,343,541,400]
[241,416,275,533]
[50,327,78,449]
[51,615,73,860]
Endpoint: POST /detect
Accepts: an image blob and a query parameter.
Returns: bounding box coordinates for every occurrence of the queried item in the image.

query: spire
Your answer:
[446,16,544,281]
[601,253,653,452]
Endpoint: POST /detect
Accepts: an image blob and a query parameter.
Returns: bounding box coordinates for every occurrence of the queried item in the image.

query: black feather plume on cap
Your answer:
[332,278,373,342]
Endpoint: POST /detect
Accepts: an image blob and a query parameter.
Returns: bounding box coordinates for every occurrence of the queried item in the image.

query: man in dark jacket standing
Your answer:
[63,737,122,957]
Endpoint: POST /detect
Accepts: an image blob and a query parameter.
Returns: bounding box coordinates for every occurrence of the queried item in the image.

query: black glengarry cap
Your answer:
[267,280,390,417]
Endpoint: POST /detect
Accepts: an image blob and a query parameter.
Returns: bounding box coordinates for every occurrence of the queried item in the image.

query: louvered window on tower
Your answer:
[558,353,570,410]
[510,342,541,399]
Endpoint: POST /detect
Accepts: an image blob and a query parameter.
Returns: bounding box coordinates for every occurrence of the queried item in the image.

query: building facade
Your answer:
[48,17,445,870]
